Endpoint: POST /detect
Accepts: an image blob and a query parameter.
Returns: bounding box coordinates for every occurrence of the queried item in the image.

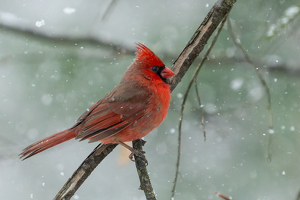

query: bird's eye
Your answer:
[151,66,159,72]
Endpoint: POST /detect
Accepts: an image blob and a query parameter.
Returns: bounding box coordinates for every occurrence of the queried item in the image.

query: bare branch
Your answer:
[133,140,156,200]
[227,18,274,161]
[296,189,300,200]
[0,21,135,55]
[101,0,118,21]
[194,78,206,140]
[171,12,229,200]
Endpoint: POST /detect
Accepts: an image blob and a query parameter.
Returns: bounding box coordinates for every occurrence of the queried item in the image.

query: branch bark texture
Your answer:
[133,140,156,200]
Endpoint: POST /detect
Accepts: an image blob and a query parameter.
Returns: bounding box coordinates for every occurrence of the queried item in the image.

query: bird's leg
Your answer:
[117,140,147,164]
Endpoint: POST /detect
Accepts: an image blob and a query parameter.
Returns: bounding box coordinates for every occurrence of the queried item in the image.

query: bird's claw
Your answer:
[128,151,148,165]
[129,152,135,162]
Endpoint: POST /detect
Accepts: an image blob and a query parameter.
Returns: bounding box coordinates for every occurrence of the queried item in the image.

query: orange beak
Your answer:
[160,67,175,79]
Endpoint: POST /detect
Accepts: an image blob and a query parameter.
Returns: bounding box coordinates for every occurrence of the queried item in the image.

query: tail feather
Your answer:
[19,128,76,160]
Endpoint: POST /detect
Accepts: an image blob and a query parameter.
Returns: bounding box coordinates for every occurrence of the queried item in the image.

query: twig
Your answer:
[215,191,232,200]
[101,0,118,21]
[171,13,229,200]
[227,18,274,161]
[296,189,300,200]
[194,78,206,141]
[0,22,136,55]
[133,140,156,200]
[89,0,118,34]
[54,144,117,200]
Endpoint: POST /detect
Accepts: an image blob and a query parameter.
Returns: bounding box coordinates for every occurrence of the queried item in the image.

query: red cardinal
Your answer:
[19,43,174,161]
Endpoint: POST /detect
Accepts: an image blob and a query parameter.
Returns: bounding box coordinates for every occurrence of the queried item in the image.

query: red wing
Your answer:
[75,87,151,143]
[87,121,132,143]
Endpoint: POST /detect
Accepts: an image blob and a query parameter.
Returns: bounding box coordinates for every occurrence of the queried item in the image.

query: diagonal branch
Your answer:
[227,18,274,161]
[194,78,207,140]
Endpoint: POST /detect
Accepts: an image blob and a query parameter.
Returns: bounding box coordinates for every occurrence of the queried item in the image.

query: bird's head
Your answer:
[133,43,174,83]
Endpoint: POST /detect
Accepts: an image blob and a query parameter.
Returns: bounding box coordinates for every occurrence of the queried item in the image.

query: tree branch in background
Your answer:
[0,21,136,55]
[227,18,274,161]
[215,191,233,200]
[53,0,237,199]
[296,189,300,200]
[100,0,118,21]
[194,78,206,140]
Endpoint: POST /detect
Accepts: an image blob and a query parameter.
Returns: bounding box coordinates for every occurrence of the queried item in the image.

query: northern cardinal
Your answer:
[19,43,174,161]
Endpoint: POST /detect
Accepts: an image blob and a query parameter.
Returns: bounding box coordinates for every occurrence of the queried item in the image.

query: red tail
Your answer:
[19,128,76,160]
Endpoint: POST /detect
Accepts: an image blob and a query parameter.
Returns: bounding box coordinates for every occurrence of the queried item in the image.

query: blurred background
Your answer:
[1,0,300,199]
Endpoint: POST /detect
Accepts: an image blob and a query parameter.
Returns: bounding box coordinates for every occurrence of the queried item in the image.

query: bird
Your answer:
[19,43,175,162]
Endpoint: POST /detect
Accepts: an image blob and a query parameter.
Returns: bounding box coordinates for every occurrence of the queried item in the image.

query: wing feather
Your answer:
[74,84,152,143]
[88,122,132,142]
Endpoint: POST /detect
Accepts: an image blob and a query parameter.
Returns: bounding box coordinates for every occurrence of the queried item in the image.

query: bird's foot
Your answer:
[129,150,148,165]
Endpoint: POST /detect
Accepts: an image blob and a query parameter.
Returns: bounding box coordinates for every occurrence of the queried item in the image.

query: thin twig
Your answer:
[296,189,300,200]
[194,78,207,141]
[227,18,274,161]
[215,191,233,200]
[171,13,229,200]
[89,0,118,34]
[133,140,156,200]
[101,0,118,21]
